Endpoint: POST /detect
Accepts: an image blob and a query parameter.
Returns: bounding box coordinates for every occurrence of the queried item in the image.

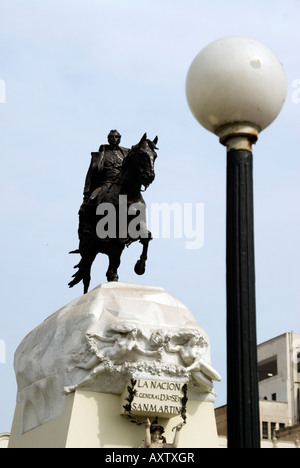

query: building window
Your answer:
[262,421,269,439]
[297,352,300,373]
[271,393,277,401]
[258,356,278,382]
[271,422,276,437]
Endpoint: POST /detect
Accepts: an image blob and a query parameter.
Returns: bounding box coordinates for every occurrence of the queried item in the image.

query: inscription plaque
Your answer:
[121,378,187,418]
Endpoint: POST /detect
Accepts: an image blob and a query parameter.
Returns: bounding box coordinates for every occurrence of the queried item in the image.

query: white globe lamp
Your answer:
[186,36,287,149]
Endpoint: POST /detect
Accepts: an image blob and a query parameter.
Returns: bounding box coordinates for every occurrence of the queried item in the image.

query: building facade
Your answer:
[258,332,300,439]
[216,332,300,447]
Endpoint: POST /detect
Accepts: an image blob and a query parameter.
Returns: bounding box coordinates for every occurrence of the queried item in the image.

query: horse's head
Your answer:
[131,133,158,190]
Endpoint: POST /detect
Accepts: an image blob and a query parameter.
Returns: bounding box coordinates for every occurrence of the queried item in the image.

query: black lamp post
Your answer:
[186,36,287,448]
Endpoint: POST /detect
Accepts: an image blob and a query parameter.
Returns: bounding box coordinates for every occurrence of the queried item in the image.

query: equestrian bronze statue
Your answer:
[69,130,158,293]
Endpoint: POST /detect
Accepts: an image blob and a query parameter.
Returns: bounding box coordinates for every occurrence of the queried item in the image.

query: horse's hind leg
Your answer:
[106,243,124,282]
[134,231,152,276]
[82,261,92,294]
[81,247,99,293]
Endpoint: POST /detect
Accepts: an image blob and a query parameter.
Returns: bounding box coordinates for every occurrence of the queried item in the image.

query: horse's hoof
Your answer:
[134,259,146,275]
[107,272,119,282]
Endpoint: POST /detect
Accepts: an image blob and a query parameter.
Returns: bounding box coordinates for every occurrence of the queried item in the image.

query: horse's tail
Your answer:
[68,250,83,288]
[68,258,84,289]
[68,248,95,294]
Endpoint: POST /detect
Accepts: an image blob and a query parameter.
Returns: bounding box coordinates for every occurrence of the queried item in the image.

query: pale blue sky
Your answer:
[0,0,299,433]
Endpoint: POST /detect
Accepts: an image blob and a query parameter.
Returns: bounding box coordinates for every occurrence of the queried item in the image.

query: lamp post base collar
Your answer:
[216,123,259,151]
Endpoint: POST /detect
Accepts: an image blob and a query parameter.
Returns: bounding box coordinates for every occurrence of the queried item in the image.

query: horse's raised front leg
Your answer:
[134,231,152,276]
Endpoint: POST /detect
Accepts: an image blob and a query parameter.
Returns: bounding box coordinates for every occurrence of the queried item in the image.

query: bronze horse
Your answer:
[69,134,158,293]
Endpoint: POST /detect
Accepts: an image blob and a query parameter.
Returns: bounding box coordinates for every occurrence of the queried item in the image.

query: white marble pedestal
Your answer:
[8,283,221,448]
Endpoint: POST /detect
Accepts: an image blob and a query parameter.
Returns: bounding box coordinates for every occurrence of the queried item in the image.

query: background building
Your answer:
[216,332,300,447]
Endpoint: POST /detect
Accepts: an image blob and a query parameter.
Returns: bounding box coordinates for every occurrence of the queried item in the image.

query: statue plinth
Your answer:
[8,283,221,448]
